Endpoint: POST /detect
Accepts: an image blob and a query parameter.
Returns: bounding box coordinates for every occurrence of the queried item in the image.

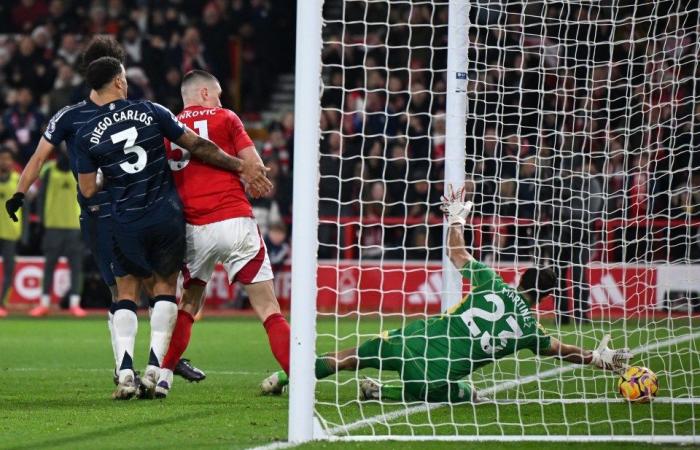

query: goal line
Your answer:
[321,330,700,438]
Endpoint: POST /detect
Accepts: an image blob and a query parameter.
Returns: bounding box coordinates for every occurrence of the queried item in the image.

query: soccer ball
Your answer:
[618,366,658,402]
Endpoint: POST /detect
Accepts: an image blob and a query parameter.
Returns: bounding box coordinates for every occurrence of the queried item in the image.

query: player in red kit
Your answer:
[156,70,289,398]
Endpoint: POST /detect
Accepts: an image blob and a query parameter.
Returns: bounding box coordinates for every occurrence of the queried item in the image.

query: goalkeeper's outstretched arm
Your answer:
[542,334,633,373]
[441,184,475,270]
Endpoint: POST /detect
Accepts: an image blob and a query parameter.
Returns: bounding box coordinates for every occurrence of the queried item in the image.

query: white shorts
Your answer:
[182,217,273,288]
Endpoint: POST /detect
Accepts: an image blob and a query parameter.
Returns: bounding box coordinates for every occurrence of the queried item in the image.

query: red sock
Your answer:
[263,313,290,375]
[161,310,194,370]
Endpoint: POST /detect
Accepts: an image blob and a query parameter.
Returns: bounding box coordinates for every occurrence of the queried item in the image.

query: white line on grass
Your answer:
[325,330,700,436]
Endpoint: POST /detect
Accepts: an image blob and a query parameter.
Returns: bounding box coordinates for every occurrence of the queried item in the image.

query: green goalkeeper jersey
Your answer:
[382,259,551,383]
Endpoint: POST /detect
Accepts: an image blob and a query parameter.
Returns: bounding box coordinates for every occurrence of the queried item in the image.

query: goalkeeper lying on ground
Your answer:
[261,184,633,402]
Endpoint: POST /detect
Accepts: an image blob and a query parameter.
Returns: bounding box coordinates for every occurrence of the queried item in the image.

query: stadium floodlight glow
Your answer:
[289,0,700,444]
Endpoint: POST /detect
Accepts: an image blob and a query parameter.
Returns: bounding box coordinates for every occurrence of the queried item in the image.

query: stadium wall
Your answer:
[6,258,698,318]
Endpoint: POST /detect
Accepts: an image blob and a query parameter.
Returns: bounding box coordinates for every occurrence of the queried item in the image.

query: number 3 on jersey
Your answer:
[460,293,523,355]
[112,127,147,174]
[169,120,208,171]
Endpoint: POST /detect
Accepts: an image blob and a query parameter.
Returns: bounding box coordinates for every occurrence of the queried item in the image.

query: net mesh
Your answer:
[311,0,700,440]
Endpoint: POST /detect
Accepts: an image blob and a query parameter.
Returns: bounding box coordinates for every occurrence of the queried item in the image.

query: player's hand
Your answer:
[239,158,272,198]
[591,334,633,373]
[5,192,24,222]
[440,183,473,226]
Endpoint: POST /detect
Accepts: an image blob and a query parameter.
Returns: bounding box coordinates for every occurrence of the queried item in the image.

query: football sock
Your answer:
[263,313,290,375]
[112,300,138,374]
[315,355,335,379]
[149,295,178,368]
[69,294,81,308]
[40,294,50,308]
[108,302,119,368]
[161,309,194,370]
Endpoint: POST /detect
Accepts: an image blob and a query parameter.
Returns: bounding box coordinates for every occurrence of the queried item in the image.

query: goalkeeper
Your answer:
[261,184,633,402]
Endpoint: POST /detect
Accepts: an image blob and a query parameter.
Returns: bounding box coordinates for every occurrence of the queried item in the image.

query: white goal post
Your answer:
[290,0,700,444]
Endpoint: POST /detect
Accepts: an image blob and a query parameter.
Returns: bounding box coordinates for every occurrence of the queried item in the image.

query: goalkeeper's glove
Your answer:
[5,192,24,222]
[440,183,473,226]
[590,334,633,373]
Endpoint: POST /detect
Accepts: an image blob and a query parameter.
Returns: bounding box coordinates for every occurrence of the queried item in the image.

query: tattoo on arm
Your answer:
[176,129,242,172]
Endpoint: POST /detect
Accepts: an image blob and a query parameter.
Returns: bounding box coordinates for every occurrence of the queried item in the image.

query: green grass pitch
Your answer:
[0,316,698,449]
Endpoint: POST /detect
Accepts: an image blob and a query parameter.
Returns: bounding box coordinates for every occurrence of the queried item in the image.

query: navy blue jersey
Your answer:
[44,99,112,218]
[75,100,186,225]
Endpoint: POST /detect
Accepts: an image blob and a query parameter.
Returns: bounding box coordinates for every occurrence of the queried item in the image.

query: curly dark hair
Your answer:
[77,36,126,76]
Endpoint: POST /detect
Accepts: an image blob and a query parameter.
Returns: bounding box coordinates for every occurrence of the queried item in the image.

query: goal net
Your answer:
[290,0,700,443]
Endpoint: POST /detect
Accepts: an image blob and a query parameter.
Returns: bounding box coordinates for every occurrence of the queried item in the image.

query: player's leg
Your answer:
[158,221,215,393]
[32,229,60,316]
[65,230,87,317]
[110,223,155,399]
[81,213,120,374]
[0,238,16,317]
[112,273,141,399]
[228,218,291,374]
[142,215,185,398]
[244,280,290,375]
[160,282,206,386]
[143,271,179,396]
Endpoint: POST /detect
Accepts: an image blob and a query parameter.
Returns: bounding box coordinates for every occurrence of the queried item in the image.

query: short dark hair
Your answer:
[181,70,218,91]
[86,56,123,91]
[78,36,126,75]
[518,267,557,303]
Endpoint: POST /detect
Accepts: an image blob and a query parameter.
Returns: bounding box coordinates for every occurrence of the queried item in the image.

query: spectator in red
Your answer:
[12,0,49,32]
[2,88,45,164]
[262,123,290,176]
[175,27,210,74]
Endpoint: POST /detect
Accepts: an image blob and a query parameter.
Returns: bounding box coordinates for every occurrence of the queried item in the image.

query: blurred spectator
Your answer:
[31,150,84,317]
[251,189,281,237]
[157,66,184,114]
[264,222,290,273]
[5,36,54,94]
[262,122,291,176]
[12,0,49,32]
[48,60,79,116]
[2,87,45,164]
[0,147,21,317]
[200,2,231,81]
[546,156,603,325]
[173,27,210,75]
[56,33,81,66]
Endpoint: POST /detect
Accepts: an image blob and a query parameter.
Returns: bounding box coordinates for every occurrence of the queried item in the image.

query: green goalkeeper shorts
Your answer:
[357,324,473,403]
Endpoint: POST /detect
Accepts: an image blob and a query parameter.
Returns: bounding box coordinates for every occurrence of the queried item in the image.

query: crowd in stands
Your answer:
[316,1,700,263]
[0,0,295,265]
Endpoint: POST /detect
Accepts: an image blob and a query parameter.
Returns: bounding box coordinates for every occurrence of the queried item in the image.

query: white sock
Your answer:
[40,294,50,308]
[69,294,81,308]
[149,300,177,367]
[107,312,118,368]
[113,308,138,373]
[158,368,174,386]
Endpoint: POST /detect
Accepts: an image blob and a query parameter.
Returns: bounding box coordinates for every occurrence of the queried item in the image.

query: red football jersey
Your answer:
[166,106,255,225]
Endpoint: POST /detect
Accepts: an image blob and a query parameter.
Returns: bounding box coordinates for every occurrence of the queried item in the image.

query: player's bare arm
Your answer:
[174,128,272,196]
[238,145,273,198]
[5,137,55,221]
[78,172,98,198]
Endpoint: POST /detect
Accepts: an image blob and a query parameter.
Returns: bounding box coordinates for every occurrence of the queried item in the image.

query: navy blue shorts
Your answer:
[111,208,186,279]
[79,212,116,287]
